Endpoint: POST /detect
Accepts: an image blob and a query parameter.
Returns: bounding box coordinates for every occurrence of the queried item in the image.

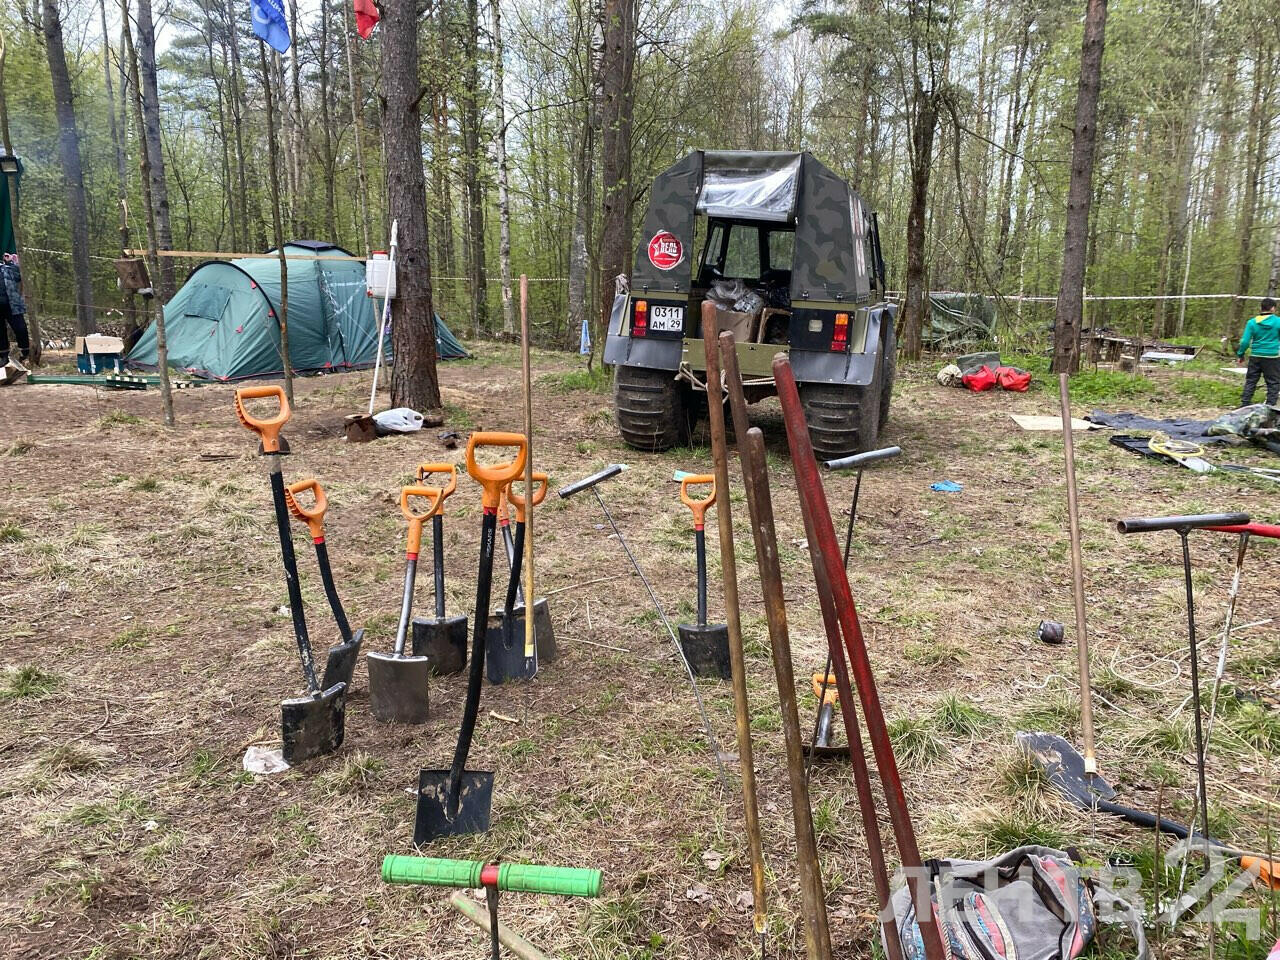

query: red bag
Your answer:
[996,366,1032,392]
[961,365,998,392]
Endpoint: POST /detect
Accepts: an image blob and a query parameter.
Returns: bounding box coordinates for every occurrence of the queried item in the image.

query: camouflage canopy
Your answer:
[631,150,875,306]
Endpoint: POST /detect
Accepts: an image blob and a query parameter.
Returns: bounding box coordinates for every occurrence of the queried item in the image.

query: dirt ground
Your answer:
[1,345,1277,960]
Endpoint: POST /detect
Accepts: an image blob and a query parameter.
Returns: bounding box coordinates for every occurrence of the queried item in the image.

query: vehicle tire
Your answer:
[800,378,881,460]
[878,319,897,434]
[614,365,691,451]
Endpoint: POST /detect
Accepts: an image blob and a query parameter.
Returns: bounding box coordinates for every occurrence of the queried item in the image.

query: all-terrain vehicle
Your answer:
[604,150,896,458]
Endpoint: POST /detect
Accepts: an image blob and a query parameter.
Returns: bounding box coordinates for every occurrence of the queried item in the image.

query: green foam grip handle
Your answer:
[499,863,602,897]
[382,855,482,889]
[381,856,602,897]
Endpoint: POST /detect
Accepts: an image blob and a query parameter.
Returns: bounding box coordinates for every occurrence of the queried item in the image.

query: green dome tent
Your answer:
[128,241,467,380]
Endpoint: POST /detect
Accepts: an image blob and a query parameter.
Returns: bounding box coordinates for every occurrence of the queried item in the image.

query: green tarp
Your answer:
[0,157,20,257]
[128,241,468,380]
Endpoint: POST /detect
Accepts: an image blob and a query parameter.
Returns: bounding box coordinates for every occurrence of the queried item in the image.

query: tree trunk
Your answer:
[568,5,600,356]
[99,0,137,339]
[596,0,636,367]
[381,0,442,413]
[462,0,488,337]
[135,0,175,301]
[287,0,304,234]
[491,0,515,337]
[121,0,174,424]
[42,0,96,336]
[901,85,938,361]
[318,0,337,240]
[259,43,295,404]
[1052,0,1108,374]
[222,0,251,251]
[1231,47,1275,327]
[343,0,372,253]
[1267,221,1280,298]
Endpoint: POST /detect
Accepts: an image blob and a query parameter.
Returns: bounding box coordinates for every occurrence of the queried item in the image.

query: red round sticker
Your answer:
[647,231,684,271]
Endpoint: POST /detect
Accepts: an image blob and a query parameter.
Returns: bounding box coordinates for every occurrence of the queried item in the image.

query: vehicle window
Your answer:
[766,231,795,272]
[702,223,725,275]
[723,225,761,279]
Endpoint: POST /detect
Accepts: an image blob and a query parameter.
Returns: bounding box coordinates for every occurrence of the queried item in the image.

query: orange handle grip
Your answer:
[233,384,290,454]
[497,485,511,526]
[506,472,548,523]
[415,462,459,516]
[400,485,443,556]
[811,673,840,706]
[465,432,529,509]
[284,478,328,540]
[679,474,716,528]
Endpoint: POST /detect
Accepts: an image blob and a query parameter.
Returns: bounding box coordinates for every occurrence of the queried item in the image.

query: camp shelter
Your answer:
[128,241,380,380]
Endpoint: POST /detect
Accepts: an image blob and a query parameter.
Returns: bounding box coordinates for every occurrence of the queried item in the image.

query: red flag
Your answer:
[354,0,379,39]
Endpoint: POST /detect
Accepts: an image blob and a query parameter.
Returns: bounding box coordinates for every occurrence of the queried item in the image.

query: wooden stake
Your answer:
[520,274,535,663]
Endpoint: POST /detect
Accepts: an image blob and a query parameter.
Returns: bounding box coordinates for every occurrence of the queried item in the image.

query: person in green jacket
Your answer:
[1238,297,1280,406]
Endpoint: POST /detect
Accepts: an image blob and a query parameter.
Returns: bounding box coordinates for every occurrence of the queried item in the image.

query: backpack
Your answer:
[887,845,1148,959]
[961,365,999,392]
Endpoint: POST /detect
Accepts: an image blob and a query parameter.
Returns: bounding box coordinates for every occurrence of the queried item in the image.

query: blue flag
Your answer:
[250,0,291,52]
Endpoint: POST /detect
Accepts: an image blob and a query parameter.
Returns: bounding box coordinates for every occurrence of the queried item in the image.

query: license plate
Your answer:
[649,304,685,332]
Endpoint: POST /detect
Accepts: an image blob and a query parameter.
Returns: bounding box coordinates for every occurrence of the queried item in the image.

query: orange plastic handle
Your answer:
[284,478,328,540]
[415,462,459,516]
[811,673,840,706]
[679,474,716,528]
[465,432,529,509]
[1241,857,1280,891]
[400,485,443,556]
[496,485,511,526]
[506,472,548,524]
[233,384,290,454]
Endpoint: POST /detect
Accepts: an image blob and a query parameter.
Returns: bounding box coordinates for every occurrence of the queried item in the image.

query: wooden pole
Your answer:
[699,302,768,953]
[520,274,535,664]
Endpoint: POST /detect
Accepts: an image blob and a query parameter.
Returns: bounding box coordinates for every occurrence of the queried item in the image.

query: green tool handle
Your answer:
[382,856,602,897]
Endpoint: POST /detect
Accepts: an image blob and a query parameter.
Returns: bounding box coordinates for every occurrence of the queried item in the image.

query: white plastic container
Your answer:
[366,251,397,299]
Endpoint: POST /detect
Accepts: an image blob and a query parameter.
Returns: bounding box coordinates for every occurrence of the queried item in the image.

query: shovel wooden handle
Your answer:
[234,384,290,453]
[679,474,716,529]
[415,462,459,513]
[401,485,444,557]
[284,478,328,540]
[506,472,548,523]
[465,432,528,509]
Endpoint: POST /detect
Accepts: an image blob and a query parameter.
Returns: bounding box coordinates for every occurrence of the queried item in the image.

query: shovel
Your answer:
[803,673,850,761]
[485,478,539,685]
[411,463,468,675]
[486,473,552,670]
[234,385,345,764]
[284,478,364,691]
[675,474,731,679]
[367,484,442,725]
[415,432,527,844]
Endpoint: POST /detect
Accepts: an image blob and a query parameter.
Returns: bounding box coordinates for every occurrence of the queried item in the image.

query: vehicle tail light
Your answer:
[633,300,648,337]
[831,312,849,352]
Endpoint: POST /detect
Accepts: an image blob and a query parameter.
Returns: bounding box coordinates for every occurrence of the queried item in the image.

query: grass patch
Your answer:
[443,403,475,429]
[887,714,945,767]
[1,665,60,699]
[1171,375,1241,407]
[584,895,668,960]
[542,365,611,394]
[5,439,34,456]
[317,752,384,794]
[131,476,161,493]
[0,521,26,543]
[1221,699,1280,753]
[41,743,105,774]
[933,694,996,737]
[99,411,143,427]
[904,640,965,667]
[977,811,1071,853]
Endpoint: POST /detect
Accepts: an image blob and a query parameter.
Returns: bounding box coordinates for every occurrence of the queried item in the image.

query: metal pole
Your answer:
[1058,372,1098,774]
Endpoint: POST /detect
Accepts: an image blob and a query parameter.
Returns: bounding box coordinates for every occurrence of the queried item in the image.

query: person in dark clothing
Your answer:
[0,253,30,366]
[1238,296,1280,407]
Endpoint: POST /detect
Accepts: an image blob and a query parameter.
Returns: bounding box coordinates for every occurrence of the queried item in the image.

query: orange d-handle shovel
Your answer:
[367,485,442,725]
[234,385,345,764]
[487,472,548,683]
[802,673,850,761]
[410,463,468,675]
[415,432,526,844]
[675,475,731,679]
[285,479,364,693]
[507,474,556,662]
